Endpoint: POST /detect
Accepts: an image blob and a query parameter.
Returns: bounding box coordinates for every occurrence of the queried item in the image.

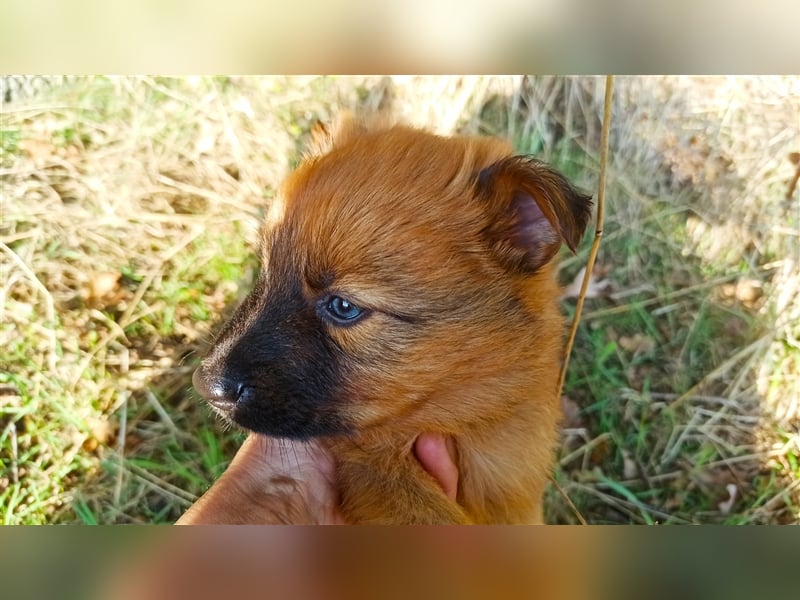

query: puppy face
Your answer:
[193,120,591,439]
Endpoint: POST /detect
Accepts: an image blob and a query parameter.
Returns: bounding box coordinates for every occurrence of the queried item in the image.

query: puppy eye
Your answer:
[325,295,364,323]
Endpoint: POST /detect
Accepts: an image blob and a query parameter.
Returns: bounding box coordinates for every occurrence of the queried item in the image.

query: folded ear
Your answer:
[306,112,394,158]
[475,156,593,274]
[306,119,333,156]
[305,112,366,157]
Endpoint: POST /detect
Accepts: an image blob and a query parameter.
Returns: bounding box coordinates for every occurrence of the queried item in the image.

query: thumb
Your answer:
[414,433,459,501]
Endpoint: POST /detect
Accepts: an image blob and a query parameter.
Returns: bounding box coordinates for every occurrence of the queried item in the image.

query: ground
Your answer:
[1,75,798,524]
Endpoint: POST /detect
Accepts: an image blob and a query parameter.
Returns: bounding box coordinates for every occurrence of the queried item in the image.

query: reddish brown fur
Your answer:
[196,115,592,524]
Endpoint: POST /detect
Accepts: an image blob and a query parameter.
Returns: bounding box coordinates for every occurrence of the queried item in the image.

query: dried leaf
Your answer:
[84,271,122,307]
[561,395,584,429]
[618,333,656,355]
[589,436,611,466]
[90,271,121,299]
[88,417,113,444]
[19,138,56,162]
[720,278,763,308]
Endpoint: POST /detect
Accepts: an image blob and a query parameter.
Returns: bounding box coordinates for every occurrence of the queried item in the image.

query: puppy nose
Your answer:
[192,366,241,411]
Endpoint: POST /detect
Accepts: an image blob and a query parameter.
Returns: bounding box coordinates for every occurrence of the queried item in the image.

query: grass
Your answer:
[1,75,798,524]
[544,77,800,524]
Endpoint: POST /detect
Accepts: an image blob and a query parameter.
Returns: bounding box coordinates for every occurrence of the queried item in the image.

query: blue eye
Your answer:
[325,296,363,323]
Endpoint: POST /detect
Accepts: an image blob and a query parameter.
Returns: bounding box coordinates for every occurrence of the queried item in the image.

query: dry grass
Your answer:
[1,75,798,524]
[549,76,800,523]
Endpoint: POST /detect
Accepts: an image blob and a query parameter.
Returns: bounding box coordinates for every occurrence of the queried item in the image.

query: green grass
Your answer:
[1,75,798,524]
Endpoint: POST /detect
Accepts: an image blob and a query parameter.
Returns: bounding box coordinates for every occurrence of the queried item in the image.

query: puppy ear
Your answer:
[307,120,332,156]
[305,112,379,158]
[475,156,593,274]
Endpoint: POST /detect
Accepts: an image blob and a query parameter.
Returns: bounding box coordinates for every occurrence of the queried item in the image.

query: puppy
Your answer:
[192,115,592,524]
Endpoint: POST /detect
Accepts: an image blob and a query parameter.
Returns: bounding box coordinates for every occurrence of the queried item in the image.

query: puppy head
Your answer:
[193,117,592,439]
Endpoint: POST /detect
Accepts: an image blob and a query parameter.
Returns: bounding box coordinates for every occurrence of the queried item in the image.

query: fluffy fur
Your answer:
[193,115,592,524]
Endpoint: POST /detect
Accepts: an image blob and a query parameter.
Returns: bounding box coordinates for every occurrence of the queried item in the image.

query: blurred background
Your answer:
[1,75,798,524]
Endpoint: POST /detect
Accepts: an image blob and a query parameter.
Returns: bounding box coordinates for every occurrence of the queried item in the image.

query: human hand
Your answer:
[176,433,458,525]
